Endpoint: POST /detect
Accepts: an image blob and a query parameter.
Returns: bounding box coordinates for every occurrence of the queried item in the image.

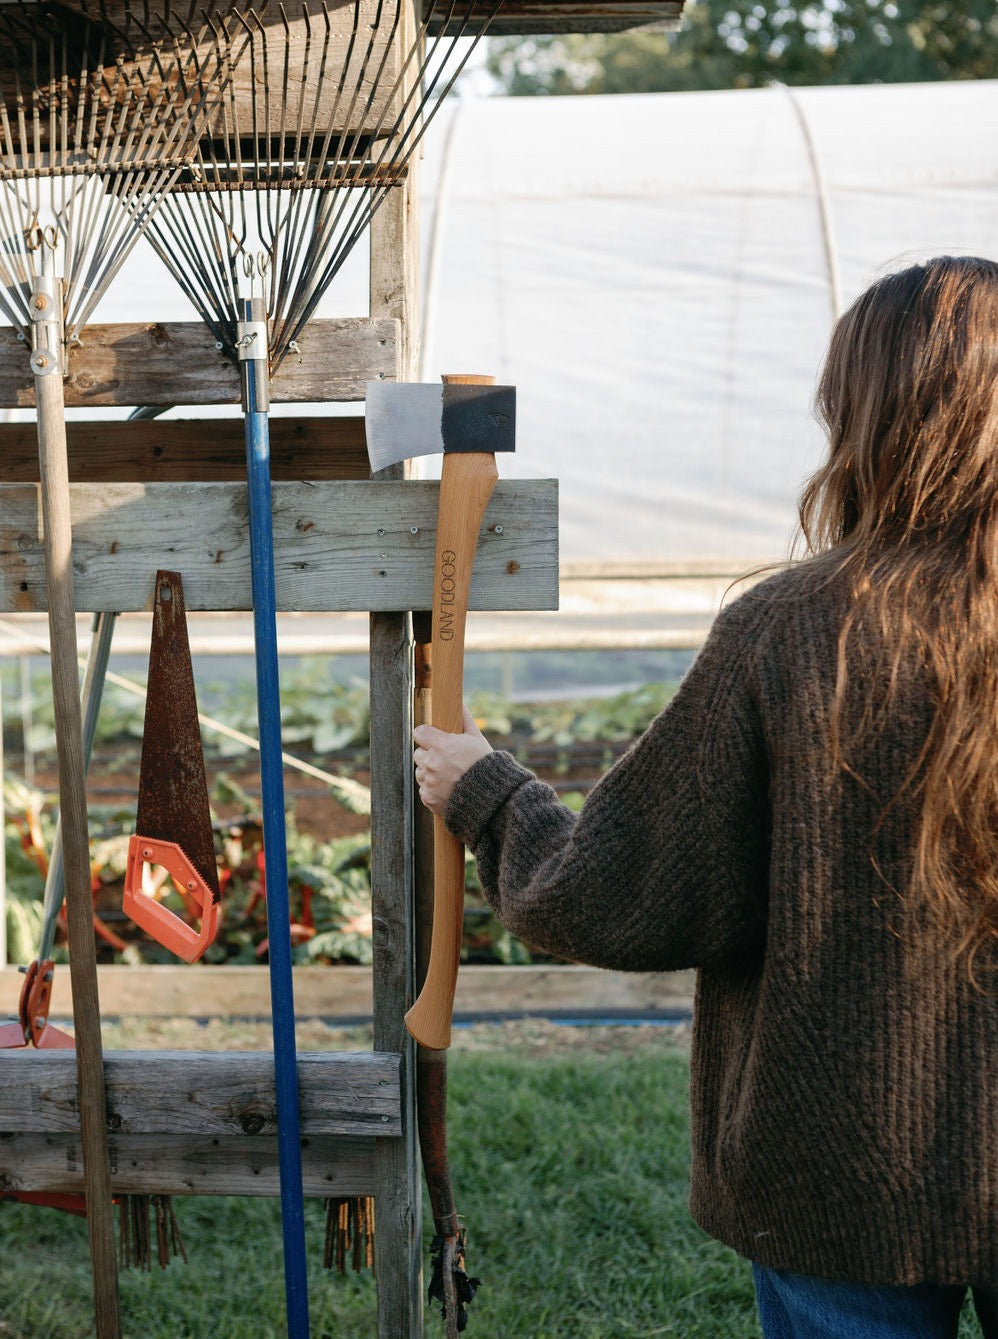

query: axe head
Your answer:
[365,380,516,474]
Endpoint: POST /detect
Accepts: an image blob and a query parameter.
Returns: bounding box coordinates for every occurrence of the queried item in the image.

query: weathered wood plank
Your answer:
[0,418,369,483]
[0,964,698,1021]
[370,161,423,1338]
[37,2,401,141]
[425,0,683,34]
[0,1132,377,1198]
[0,1051,401,1137]
[0,479,559,613]
[0,320,397,409]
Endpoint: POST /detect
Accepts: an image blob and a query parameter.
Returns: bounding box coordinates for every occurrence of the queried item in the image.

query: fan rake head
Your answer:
[0,0,246,342]
[145,0,503,370]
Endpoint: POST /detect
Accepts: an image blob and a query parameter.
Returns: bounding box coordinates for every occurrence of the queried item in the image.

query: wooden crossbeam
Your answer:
[0,418,369,483]
[0,1051,399,1198]
[0,320,398,409]
[0,1051,400,1136]
[425,1,683,34]
[0,479,559,614]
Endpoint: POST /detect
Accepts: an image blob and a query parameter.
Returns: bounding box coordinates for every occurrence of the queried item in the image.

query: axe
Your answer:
[366,374,516,1050]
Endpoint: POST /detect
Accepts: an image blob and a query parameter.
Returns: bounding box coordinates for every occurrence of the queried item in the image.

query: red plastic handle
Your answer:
[123,835,219,963]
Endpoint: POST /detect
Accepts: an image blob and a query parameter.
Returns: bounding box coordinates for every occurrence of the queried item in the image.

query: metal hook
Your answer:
[241,250,270,297]
[25,223,57,253]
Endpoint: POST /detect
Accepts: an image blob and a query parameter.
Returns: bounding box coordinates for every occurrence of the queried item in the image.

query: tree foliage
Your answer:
[483,1,998,95]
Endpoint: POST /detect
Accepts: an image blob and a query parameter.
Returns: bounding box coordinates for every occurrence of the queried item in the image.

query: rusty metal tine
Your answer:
[274,0,443,347]
[280,0,499,360]
[273,0,396,351]
[147,0,498,366]
[271,3,348,337]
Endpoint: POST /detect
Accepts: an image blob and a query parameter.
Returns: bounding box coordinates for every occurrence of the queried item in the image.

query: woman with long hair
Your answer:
[413,255,998,1337]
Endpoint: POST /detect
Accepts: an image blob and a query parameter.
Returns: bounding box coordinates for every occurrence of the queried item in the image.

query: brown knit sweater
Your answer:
[444,561,998,1287]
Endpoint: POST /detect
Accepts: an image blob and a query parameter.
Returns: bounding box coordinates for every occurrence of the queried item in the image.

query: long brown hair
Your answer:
[799,255,998,970]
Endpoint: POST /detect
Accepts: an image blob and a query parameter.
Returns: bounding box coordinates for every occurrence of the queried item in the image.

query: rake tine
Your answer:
[278,0,499,363]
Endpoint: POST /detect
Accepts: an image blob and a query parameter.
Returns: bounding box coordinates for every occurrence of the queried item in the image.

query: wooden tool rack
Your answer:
[0,1,706,1327]
[0,198,558,1336]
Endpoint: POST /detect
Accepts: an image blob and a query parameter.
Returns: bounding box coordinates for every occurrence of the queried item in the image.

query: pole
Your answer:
[239,293,310,1337]
[31,258,121,1338]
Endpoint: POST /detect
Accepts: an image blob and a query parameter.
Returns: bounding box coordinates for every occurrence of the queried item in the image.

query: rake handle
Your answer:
[36,362,121,1337]
[405,375,498,1052]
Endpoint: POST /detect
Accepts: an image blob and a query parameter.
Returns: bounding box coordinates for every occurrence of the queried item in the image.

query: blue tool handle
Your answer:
[243,335,311,1338]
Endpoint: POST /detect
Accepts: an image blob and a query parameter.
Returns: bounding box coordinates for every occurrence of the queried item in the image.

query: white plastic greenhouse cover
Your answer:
[417,78,998,580]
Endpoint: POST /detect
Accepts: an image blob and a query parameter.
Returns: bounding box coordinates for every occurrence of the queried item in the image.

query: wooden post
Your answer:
[369,5,423,1321]
[33,289,121,1336]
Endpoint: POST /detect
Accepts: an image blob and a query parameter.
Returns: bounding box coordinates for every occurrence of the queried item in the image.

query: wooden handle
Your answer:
[36,370,122,1335]
[405,376,498,1051]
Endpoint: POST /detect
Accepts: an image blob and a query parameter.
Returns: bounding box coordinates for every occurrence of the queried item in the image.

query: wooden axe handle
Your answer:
[405,375,498,1051]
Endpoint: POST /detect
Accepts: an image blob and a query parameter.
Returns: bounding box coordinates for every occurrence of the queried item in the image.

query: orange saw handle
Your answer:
[405,381,499,1051]
[123,835,219,963]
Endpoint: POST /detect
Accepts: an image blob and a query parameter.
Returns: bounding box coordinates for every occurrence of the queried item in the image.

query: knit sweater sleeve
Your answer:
[444,596,772,971]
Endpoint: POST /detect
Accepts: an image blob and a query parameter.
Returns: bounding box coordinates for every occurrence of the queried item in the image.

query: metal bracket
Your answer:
[236,320,269,361]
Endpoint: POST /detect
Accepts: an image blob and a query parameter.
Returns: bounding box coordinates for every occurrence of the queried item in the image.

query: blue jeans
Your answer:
[753,1264,998,1339]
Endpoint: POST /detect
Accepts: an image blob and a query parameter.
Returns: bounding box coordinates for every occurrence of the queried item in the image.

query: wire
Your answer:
[0,616,371,813]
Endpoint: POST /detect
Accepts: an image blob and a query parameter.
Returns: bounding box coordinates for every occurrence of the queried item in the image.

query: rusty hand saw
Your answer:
[123,571,220,963]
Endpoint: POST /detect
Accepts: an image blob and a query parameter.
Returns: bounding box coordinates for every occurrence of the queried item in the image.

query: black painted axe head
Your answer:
[365,380,516,473]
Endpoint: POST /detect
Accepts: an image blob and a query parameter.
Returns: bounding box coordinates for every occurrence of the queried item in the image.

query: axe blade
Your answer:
[365,380,516,473]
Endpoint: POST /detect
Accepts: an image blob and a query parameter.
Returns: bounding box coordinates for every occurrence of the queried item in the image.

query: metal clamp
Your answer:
[236,319,269,361]
[29,275,59,318]
[29,274,64,377]
[29,346,60,377]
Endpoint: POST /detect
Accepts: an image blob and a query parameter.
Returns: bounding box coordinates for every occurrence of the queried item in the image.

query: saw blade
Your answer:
[134,570,219,901]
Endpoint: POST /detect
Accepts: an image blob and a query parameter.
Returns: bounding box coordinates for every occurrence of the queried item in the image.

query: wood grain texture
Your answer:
[0,320,397,409]
[27,1,402,140]
[0,1132,378,1198]
[0,418,369,483]
[0,479,558,613]
[425,0,682,34]
[0,1050,401,1137]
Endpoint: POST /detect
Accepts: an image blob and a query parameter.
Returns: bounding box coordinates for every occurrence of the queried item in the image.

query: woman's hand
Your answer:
[413,706,493,815]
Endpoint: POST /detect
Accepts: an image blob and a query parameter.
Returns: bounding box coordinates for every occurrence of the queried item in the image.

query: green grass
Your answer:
[0,1025,987,1338]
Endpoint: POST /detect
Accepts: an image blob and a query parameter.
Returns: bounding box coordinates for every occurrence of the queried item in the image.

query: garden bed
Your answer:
[4,677,681,974]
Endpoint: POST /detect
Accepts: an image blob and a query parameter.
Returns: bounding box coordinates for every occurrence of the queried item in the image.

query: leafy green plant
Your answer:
[468,682,677,773]
[2,670,680,966]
